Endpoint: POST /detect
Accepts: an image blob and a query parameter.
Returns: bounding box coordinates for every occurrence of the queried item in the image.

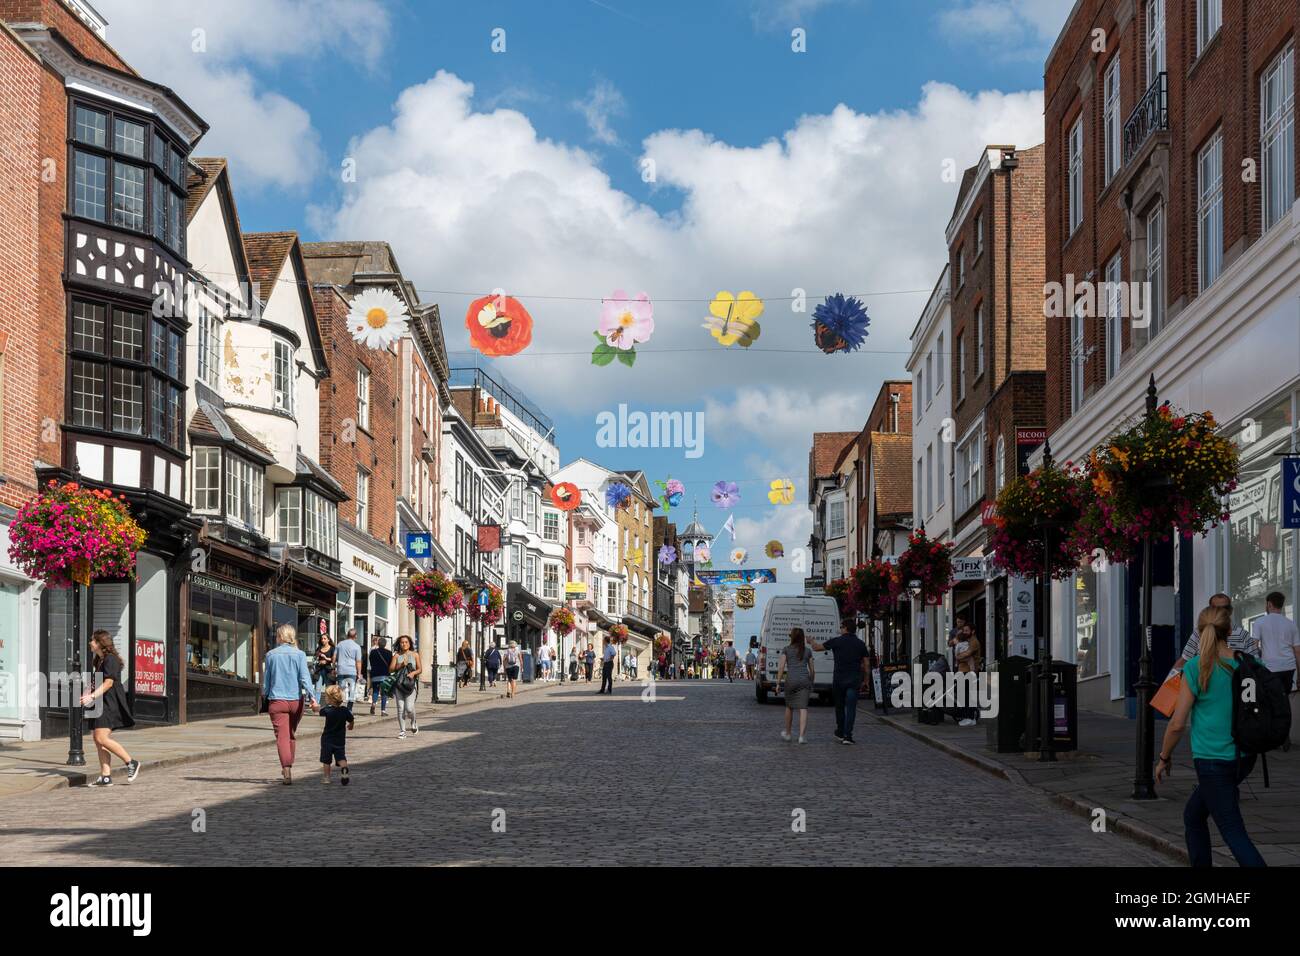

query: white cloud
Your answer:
[95,0,391,190]
[938,0,1075,56]
[572,78,627,145]
[317,71,1043,423]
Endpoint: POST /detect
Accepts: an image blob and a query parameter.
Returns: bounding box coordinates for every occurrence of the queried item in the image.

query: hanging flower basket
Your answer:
[7,480,146,588]
[407,570,465,619]
[896,528,955,600]
[464,583,505,627]
[1080,407,1239,563]
[654,632,672,653]
[826,577,854,619]
[989,461,1093,580]
[846,559,900,620]
[548,606,576,636]
[609,623,630,644]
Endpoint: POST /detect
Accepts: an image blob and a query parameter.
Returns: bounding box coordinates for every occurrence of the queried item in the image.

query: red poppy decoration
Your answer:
[550,481,582,511]
[466,293,534,357]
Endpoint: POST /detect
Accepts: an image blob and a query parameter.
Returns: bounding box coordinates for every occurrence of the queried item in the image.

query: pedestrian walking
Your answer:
[368,635,392,716]
[1157,605,1267,867]
[1172,593,1259,678]
[949,621,981,725]
[550,646,559,682]
[312,633,337,699]
[389,635,421,739]
[599,636,616,694]
[455,638,475,688]
[318,685,355,785]
[1251,591,1300,701]
[775,627,814,743]
[811,619,869,745]
[80,629,140,787]
[503,641,523,698]
[745,647,757,680]
[539,643,552,682]
[262,623,319,785]
[335,628,363,713]
[584,643,596,682]
[723,641,737,682]
[486,643,502,687]
[568,644,579,682]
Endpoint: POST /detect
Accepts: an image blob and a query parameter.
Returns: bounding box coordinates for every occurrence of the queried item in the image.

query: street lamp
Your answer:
[1132,375,1166,800]
[1035,441,1059,763]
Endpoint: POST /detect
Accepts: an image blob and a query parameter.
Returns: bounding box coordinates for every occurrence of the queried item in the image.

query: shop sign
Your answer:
[564,582,587,599]
[952,558,985,582]
[477,524,502,553]
[1016,427,1047,476]
[803,576,825,596]
[980,501,997,525]
[1281,459,1300,529]
[404,532,433,559]
[133,638,165,696]
[351,554,378,578]
[192,574,260,603]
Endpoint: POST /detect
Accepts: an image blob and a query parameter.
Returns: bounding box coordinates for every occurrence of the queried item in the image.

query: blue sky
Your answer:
[102,0,1071,633]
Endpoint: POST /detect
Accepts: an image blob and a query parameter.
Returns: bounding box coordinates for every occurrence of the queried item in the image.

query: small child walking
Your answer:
[318,685,354,785]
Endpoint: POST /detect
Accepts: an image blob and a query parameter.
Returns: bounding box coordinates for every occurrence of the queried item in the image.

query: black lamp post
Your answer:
[1132,374,1162,800]
[67,578,86,766]
[1035,441,1059,763]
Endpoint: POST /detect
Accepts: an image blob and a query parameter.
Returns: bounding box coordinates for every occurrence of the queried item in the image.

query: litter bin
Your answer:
[917,651,947,725]
[1022,659,1078,752]
[521,649,534,683]
[985,655,1032,752]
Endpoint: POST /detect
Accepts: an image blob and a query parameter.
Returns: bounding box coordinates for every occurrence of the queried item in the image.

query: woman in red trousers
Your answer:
[260,623,319,784]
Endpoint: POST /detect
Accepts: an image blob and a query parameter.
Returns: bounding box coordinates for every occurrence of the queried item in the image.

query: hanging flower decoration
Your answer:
[711,480,740,508]
[592,290,653,367]
[895,528,955,601]
[826,577,854,619]
[811,293,870,354]
[609,623,630,644]
[466,293,534,357]
[655,477,685,511]
[7,480,146,588]
[407,570,465,619]
[989,460,1093,580]
[845,559,901,620]
[605,481,633,510]
[765,540,784,558]
[1078,407,1239,564]
[696,544,712,565]
[548,606,576,637]
[767,479,795,505]
[702,291,763,348]
[657,544,677,565]
[464,583,505,627]
[654,633,672,652]
[730,547,748,564]
[626,546,644,566]
[549,481,582,511]
[348,287,410,350]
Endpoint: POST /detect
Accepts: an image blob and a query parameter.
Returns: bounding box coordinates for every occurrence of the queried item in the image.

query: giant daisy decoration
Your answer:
[348,287,409,350]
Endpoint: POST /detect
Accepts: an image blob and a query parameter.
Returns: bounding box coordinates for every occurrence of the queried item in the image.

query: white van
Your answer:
[754,595,849,705]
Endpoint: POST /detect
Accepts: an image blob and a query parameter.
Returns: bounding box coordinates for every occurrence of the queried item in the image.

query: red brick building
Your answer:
[945,142,1046,661]
[1042,0,1300,715]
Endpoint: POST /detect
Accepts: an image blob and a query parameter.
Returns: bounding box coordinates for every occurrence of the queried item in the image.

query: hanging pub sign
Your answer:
[477,523,502,553]
[1016,427,1047,476]
[1282,458,1300,530]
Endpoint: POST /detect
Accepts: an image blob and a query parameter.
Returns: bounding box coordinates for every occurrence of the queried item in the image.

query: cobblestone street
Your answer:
[0,679,1168,866]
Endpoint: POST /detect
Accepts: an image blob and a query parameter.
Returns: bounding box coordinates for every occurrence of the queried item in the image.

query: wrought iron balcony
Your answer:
[1123,72,1167,167]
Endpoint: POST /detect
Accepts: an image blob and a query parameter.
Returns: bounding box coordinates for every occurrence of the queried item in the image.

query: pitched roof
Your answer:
[810,431,858,477]
[185,158,226,223]
[870,433,913,518]
[242,231,298,304]
[189,400,275,464]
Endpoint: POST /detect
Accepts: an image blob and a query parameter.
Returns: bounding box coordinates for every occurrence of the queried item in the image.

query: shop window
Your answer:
[1073,568,1099,679]
[0,580,22,720]
[188,579,256,682]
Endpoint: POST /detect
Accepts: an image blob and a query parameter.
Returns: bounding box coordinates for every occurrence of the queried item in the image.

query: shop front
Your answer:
[185,571,263,719]
[276,547,346,663]
[0,513,41,741]
[506,582,553,674]
[338,536,399,646]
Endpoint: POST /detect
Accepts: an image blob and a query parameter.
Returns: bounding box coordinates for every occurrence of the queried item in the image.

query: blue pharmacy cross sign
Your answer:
[1283,458,1300,530]
[404,532,432,559]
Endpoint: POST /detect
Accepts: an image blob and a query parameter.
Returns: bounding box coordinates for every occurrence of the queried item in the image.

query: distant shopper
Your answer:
[568,645,579,682]
[390,635,420,739]
[1251,591,1300,692]
[599,636,617,694]
[950,622,982,726]
[262,623,319,784]
[1172,593,1259,677]
[744,647,758,680]
[455,639,475,688]
[503,641,522,698]
[812,620,869,745]
[485,643,502,687]
[776,627,814,744]
[550,646,560,682]
[312,634,337,698]
[368,636,392,716]
[539,643,552,682]
[584,643,596,682]
[335,628,363,713]
[318,685,355,785]
[1157,605,1267,867]
[723,641,737,682]
[80,629,139,787]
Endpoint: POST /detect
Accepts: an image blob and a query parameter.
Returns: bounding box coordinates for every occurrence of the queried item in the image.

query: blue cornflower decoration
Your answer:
[605,482,633,509]
[811,293,870,354]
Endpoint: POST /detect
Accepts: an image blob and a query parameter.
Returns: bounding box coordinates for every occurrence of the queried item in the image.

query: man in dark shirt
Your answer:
[812,620,869,744]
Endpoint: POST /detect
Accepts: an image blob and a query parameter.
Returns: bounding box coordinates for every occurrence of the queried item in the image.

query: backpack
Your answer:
[1231,651,1293,786]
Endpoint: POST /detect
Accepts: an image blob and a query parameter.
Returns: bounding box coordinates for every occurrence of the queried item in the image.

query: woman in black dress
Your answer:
[79,629,139,786]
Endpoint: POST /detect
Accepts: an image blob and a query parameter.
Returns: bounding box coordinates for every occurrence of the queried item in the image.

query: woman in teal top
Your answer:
[1156,605,1266,867]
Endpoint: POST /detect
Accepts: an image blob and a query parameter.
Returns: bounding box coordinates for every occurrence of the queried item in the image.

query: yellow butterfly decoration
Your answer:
[768,478,796,505]
[703,291,763,348]
[625,547,644,566]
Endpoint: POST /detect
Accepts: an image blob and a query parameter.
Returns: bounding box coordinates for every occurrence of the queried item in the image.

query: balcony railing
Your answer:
[1123,72,1167,167]
[625,600,655,624]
